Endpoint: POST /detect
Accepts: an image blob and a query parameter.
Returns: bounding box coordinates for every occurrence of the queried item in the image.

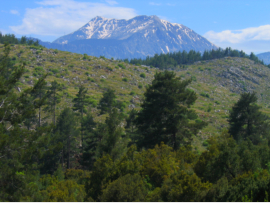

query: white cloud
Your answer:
[10,0,137,36]
[149,2,162,6]
[10,10,19,15]
[105,0,118,5]
[204,25,270,44]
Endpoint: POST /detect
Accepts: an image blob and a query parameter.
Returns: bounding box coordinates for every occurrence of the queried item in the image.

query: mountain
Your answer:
[41,15,218,59]
[257,52,270,65]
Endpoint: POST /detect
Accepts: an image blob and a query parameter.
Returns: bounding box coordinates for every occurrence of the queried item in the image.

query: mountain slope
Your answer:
[257,52,270,65]
[41,15,218,59]
[4,44,270,150]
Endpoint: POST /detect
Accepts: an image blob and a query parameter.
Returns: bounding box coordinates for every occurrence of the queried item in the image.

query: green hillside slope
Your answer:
[3,43,270,150]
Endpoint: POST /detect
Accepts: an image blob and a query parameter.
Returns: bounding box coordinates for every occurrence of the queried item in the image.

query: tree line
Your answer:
[127,47,268,69]
[2,42,270,201]
[0,32,40,46]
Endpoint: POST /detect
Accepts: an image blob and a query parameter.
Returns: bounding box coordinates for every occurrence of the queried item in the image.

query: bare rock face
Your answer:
[41,15,218,59]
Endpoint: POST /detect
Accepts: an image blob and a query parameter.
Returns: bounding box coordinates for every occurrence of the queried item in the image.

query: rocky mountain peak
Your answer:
[46,15,218,59]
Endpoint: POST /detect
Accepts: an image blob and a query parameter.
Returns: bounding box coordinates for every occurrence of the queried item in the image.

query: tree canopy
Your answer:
[135,70,207,150]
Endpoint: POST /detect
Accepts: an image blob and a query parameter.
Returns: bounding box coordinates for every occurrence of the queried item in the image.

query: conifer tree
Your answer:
[72,85,90,151]
[45,80,62,125]
[98,88,116,114]
[30,74,49,127]
[96,108,128,160]
[228,92,270,144]
[80,111,97,168]
[0,43,51,201]
[135,71,206,150]
[56,108,79,169]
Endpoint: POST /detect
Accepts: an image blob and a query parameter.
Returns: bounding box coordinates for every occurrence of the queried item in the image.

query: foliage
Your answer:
[95,108,128,160]
[228,92,270,144]
[56,108,79,169]
[129,47,264,69]
[136,70,207,150]
[40,180,86,201]
[100,173,148,201]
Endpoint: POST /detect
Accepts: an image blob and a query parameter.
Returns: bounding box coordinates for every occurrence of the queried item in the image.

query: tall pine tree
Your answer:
[72,85,90,152]
[56,108,79,169]
[135,71,207,150]
[45,80,62,125]
[228,92,270,144]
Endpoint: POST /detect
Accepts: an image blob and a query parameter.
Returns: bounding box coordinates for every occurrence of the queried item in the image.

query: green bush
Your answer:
[138,84,143,89]
[122,78,128,82]
[130,91,136,95]
[118,64,126,69]
[140,73,146,78]
[100,174,148,202]
[83,53,88,60]
[195,118,202,123]
[200,92,210,98]
[198,67,204,71]
[107,67,113,71]
[202,140,209,147]
[87,77,95,82]
[50,68,60,74]
[191,75,197,81]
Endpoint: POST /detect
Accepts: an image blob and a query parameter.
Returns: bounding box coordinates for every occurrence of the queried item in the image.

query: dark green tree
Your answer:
[56,108,79,169]
[45,80,62,125]
[20,36,27,44]
[98,88,116,114]
[125,108,139,145]
[72,85,90,151]
[31,74,49,127]
[96,108,128,160]
[228,92,270,144]
[80,111,97,169]
[135,71,206,150]
[0,43,51,201]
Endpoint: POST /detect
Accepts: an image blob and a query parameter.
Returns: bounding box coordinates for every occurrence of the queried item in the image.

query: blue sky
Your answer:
[1,0,270,54]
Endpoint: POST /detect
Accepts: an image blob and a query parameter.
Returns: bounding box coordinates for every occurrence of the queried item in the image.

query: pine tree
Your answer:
[30,74,49,127]
[80,111,96,169]
[125,108,139,145]
[98,88,116,114]
[96,108,128,160]
[72,85,90,151]
[228,92,270,144]
[56,108,79,169]
[45,80,62,125]
[135,71,207,150]
[0,43,51,201]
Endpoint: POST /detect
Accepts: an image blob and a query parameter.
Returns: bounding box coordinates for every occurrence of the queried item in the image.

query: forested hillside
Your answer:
[2,40,270,201]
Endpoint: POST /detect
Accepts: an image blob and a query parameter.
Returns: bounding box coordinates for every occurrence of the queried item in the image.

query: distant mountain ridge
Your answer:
[41,15,218,59]
[257,52,270,65]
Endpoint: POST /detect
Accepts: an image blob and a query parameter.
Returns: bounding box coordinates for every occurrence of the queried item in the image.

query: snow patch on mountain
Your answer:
[49,15,218,59]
